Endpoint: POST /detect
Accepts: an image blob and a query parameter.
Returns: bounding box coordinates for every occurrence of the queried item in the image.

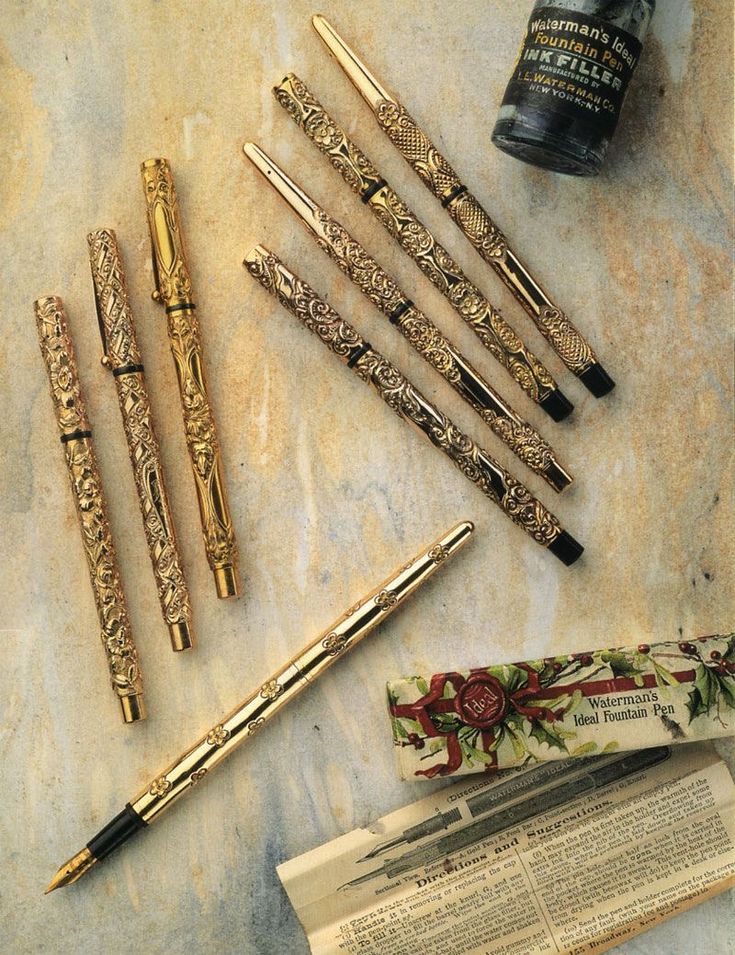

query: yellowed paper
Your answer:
[278,743,735,954]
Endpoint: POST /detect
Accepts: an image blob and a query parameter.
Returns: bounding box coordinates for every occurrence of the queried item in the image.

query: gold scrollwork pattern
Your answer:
[375,100,508,259]
[374,101,597,375]
[244,250,561,548]
[428,544,450,562]
[247,718,266,735]
[34,297,144,704]
[273,76,555,405]
[141,161,238,577]
[189,768,208,786]
[87,230,193,631]
[308,209,559,483]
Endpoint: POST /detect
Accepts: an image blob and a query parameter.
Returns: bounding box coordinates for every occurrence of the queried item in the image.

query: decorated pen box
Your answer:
[388,634,735,780]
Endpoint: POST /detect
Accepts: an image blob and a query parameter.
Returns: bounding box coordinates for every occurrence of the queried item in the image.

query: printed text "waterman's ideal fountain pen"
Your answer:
[46,521,473,892]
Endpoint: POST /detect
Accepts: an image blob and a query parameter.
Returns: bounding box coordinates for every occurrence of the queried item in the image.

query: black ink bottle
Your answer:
[492,0,655,175]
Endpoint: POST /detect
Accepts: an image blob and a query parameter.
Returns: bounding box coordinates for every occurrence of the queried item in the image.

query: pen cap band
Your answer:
[87,229,143,370]
[34,296,91,437]
[140,158,194,308]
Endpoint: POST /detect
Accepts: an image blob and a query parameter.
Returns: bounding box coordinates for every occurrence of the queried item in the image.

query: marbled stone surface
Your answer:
[1,1,733,952]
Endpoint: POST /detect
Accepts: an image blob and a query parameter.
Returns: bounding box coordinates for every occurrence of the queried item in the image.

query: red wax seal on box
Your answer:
[455,674,509,728]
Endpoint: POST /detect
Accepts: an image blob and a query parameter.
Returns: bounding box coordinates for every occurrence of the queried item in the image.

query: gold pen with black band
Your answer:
[274,74,574,423]
[243,142,572,492]
[46,520,473,891]
[87,228,194,651]
[140,158,240,599]
[244,247,583,565]
[34,296,145,723]
[311,15,614,398]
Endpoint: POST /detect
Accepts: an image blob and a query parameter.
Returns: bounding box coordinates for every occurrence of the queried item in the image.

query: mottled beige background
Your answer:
[1,1,733,952]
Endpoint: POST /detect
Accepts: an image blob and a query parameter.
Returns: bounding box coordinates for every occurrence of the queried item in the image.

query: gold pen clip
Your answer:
[89,258,112,369]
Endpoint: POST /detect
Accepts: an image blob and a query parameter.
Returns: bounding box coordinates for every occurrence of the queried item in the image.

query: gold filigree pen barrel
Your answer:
[311,15,614,398]
[45,521,472,891]
[87,229,194,651]
[140,158,240,599]
[34,296,145,723]
[243,142,571,493]
[244,247,582,565]
[273,74,573,423]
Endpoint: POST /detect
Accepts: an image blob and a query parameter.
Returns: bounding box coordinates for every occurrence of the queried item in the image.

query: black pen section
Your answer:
[87,804,146,861]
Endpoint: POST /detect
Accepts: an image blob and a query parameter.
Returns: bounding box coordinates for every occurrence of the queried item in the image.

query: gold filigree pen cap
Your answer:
[140,158,240,599]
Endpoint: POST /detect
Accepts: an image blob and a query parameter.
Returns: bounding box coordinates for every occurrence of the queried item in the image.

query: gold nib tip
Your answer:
[45,847,96,894]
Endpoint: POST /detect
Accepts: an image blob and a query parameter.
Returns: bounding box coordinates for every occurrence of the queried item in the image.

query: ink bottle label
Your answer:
[502,7,642,139]
[492,0,655,176]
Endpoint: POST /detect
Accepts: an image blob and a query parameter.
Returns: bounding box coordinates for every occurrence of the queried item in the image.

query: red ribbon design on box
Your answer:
[391,666,697,779]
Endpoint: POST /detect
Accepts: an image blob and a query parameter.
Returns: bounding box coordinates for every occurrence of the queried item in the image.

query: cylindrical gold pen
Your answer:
[45,520,473,891]
[87,228,194,651]
[243,142,572,493]
[140,158,240,599]
[311,15,614,398]
[244,247,583,565]
[274,74,574,423]
[34,296,145,723]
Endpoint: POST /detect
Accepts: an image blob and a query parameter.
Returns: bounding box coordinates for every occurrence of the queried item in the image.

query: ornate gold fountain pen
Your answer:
[243,142,571,492]
[311,14,614,398]
[34,296,145,723]
[274,74,573,422]
[140,158,240,599]
[87,228,194,651]
[244,247,583,565]
[46,520,473,891]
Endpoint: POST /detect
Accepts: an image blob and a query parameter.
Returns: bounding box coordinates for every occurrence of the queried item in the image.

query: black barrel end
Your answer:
[579,362,615,397]
[539,389,574,422]
[87,804,146,861]
[548,531,584,566]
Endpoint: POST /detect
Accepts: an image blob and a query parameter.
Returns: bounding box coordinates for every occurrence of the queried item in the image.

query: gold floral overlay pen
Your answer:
[243,142,572,493]
[273,74,574,423]
[45,520,473,891]
[140,158,240,599]
[311,15,614,398]
[87,228,194,651]
[34,296,145,723]
[244,247,583,565]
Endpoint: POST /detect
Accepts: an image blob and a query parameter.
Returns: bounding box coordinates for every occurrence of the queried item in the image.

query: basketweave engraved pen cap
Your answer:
[87,227,195,652]
[140,158,240,600]
[310,14,615,398]
[34,295,146,722]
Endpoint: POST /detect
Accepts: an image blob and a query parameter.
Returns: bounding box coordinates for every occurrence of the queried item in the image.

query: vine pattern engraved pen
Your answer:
[311,15,615,398]
[45,520,474,891]
[140,158,240,600]
[87,228,194,652]
[243,142,571,493]
[274,73,573,422]
[244,247,583,565]
[34,296,145,723]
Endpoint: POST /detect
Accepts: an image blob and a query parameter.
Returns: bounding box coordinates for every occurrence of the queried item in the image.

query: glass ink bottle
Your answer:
[492,0,655,175]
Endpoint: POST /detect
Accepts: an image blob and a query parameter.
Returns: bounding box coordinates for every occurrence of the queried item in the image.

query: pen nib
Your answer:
[45,847,96,894]
[358,836,405,861]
